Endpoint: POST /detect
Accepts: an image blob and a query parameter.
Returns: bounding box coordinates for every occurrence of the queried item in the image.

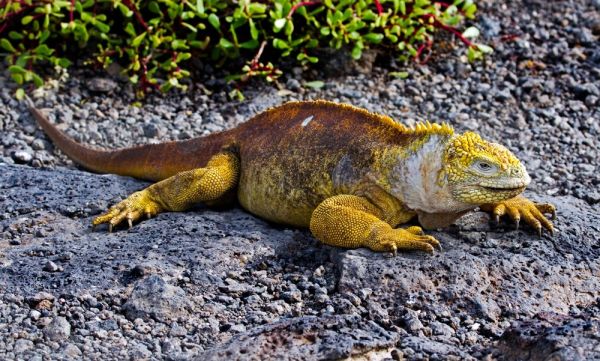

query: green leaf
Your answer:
[125,22,136,37]
[8,65,26,75]
[208,13,220,30]
[31,72,44,87]
[39,30,50,43]
[148,1,161,14]
[196,0,204,14]
[22,16,34,25]
[132,32,147,47]
[176,52,192,62]
[239,39,258,49]
[462,26,479,39]
[34,44,54,56]
[117,3,133,17]
[274,18,286,31]
[182,22,198,32]
[272,38,288,49]
[171,39,190,50]
[389,71,409,79]
[284,19,294,37]
[248,3,266,15]
[467,46,479,62]
[364,33,384,44]
[0,38,16,52]
[11,73,24,85]
[351,45,362,59]
[219,37,234,49]
[304,80,324,89]
[476,43,494,54]
[249,19,258,40]
[8,31,24,40]
[464,3,477,18]
[57,58,72,68]
[15,88,25,100]
[94,21,110,33]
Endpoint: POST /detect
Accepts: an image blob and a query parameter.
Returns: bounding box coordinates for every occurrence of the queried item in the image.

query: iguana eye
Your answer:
[473,160,497,174]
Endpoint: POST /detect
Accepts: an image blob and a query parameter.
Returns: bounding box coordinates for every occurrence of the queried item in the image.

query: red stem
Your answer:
[69,0,74,22]
[500,34,519,42]
[287,1,321,19]
[122,0,149,31]
[373,0,383,15]
[250,40,267,70]
[415,36,433,64]
[421,13,474,47]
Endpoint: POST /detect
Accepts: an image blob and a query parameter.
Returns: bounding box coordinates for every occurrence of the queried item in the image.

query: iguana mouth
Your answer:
[482,185,525,192]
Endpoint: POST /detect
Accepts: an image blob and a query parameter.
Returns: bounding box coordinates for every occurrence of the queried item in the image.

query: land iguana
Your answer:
[28,99,555,254]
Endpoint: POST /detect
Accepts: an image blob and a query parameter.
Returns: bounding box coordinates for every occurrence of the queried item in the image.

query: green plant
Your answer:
[0,0,489,97]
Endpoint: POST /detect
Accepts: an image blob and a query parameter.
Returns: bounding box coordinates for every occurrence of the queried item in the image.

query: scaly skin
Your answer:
[29,99,556,254]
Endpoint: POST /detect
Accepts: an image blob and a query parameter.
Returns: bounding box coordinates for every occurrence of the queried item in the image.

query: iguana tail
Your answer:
[28,100,236,181]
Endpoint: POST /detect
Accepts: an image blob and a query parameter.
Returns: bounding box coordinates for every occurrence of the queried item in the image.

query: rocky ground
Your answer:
[0,0,599,359]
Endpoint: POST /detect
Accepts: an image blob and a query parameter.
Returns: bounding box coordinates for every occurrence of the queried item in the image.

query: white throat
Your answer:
[391,135,472,214]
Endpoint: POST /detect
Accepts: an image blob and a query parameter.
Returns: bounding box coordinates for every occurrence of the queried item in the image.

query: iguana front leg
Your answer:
[480,195,556,236]
[93,151,240,231]
[310,195,440,254]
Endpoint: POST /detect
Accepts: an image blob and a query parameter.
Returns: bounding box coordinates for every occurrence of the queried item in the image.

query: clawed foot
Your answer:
[370,225,442,255]
[93,190,162,232]
[482,195,556,236]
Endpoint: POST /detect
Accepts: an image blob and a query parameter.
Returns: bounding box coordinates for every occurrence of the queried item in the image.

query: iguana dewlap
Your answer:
[29,100,555,254]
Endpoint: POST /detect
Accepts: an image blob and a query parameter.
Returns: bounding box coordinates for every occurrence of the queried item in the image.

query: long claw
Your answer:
[495,214,500,224]
[483,196,556,237]
[146,212,152,219]
[108,223,113,233]
[128,218,133,229]
[425,244,435,254]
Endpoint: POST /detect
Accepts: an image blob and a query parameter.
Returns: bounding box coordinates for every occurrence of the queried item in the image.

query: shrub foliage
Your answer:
[0,0,489,95]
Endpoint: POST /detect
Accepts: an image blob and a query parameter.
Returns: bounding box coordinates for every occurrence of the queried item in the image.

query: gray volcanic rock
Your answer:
[123,275,190,322]
[0,163,598,359]
[199,315,400,360]
[43,316,71,341]
[494,307,600,360]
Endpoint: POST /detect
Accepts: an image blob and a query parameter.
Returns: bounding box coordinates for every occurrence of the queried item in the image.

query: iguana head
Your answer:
[441,131,530,204]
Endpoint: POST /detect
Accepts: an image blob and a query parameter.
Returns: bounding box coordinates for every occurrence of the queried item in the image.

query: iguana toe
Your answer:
[93,190,162,231]
[369,228,440,255]
[482,195,555,236]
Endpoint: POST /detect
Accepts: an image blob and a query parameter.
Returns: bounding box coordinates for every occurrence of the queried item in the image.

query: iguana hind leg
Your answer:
[309,195,440,254]
[93,151,240,231]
